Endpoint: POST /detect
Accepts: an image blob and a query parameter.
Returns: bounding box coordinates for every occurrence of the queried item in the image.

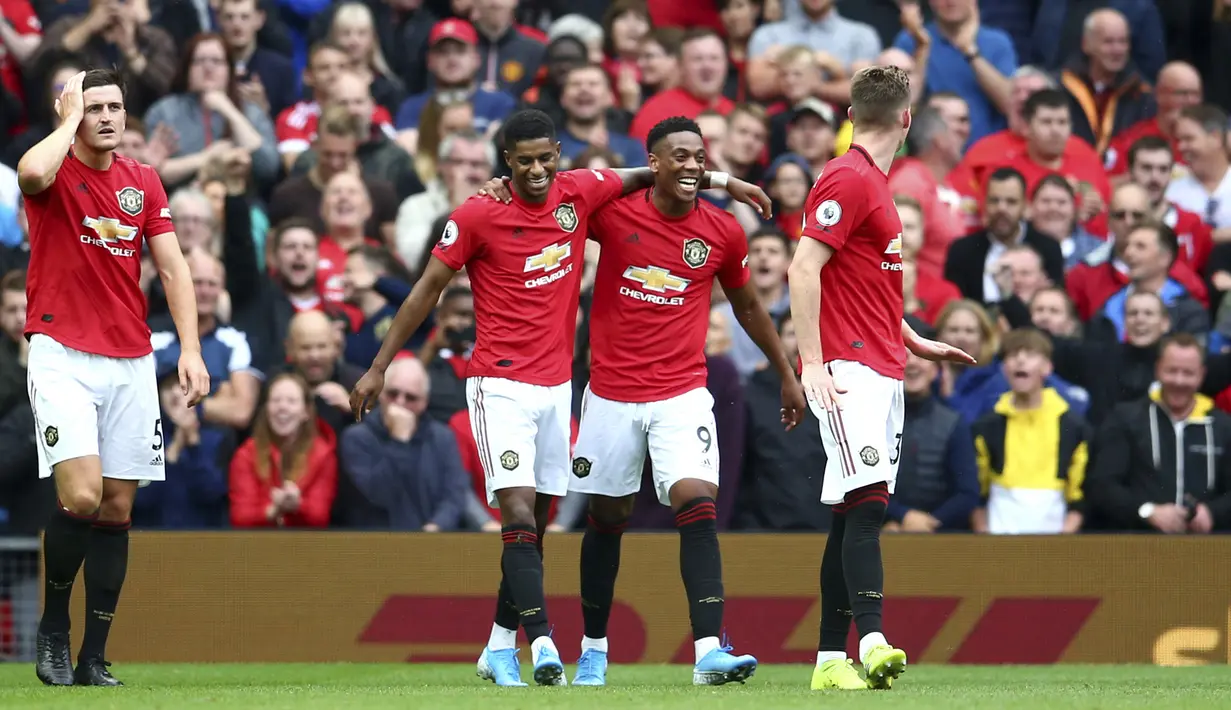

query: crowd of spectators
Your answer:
[2,0,1231,536]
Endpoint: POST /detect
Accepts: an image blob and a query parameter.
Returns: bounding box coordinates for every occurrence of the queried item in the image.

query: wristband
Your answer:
[709,171,730,189]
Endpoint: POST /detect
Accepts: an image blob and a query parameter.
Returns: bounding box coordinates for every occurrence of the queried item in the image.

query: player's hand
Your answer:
[54,71,86,125]
[907,337,977,365]
[780,377,806,430]
[178,350,211,407]
[801,361,845,411]
[724,177,772,219]
[350,368,385,421]
[477,176,513,203]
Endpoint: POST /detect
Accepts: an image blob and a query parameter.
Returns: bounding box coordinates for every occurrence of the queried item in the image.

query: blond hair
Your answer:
[850,65,912,129]
[935,299,999,365]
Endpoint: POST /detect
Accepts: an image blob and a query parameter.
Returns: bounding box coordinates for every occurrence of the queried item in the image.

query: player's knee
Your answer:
[97,496,133,524]
[588,494,634,524]
[668,479,718,512]
[496,488,538,527]
[56,477,102,517]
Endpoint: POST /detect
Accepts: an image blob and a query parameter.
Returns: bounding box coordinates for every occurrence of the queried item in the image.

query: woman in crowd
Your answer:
[230,373,338,528]
[328,1,405,115]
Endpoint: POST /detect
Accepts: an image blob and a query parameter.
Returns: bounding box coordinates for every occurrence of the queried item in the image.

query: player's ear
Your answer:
[648,152,659,174]
[502,149,511,169]
[847,106,855,123]
[902,108,912,133]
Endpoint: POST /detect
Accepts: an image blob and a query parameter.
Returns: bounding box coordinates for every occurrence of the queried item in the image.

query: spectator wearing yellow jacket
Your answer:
[971,328,1091,534]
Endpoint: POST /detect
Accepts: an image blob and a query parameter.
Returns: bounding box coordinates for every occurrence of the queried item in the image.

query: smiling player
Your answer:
[351,109,772,688]
[564,116,806,687]
[19,68,210,687]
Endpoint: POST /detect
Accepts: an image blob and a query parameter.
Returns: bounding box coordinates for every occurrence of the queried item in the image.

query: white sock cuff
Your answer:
[581,636,608,653]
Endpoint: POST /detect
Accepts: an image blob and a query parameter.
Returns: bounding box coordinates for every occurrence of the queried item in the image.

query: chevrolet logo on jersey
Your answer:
[621,265,689,306]
[80,216,138,257]
[882,233,903,271]
[524,242,573,288]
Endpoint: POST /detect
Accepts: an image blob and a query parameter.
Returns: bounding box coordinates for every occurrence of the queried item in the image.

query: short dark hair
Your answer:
[1000,327,1053,361]
[1032,173,1075,201]
[82,67,126,101]
[271,218,320,251]
[988,167,1027,194]
[1127,135,1173,169]
[679,28,722,57]
[440,286,473,310]
[643,27,684,56]
[501,109,556,152]
[646,115,702,153]
[1021,88,1069,122]
[1159,332,1203,358]
[1179,104,1229,136]
[0,269,25,299]
[1130,220,1180,265]
[748,226,790,253]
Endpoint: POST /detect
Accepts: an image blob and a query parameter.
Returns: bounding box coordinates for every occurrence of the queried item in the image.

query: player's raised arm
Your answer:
[17,71,86,195]
[610,166,772,218]
[350,255,457,420]
[148,233,211,406]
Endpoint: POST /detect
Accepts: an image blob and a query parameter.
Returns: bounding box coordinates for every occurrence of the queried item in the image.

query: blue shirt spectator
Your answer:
[894,22,1018,146]
[394,89,516,134]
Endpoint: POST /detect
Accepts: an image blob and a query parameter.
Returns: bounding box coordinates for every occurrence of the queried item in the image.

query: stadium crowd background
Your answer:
[0,0,1230,536]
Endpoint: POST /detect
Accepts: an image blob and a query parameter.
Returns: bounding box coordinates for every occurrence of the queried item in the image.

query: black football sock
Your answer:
[79,519,130,662]
[39,502,96,634]
[674,498,724,641]
[580,515,627,640]
[840,483,890,640]
[500,525,550,642]
[492,575,520,634]
[818,510,853,653]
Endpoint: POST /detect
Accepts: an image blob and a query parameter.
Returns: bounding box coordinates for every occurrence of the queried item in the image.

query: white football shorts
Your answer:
[809,359,904,505]
[28,334,165,481]
[570,386,719,506]
[466,376,572,505]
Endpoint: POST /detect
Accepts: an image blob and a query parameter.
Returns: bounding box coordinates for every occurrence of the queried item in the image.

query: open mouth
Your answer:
[678,176,699,195]
[527,174,549,190]
[1010,369,1032,384]
[98,127,115,136]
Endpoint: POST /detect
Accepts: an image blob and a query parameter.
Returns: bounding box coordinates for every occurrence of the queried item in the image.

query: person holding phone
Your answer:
[420,285,475,422]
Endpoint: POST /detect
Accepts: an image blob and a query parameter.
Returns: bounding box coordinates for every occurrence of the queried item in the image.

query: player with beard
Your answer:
[350,109,771,687]
[562,116,806,686]
[19,69,210,686]
[788,66,974,691]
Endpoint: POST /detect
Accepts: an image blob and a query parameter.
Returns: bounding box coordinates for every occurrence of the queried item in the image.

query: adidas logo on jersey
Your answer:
[149,455,163,466]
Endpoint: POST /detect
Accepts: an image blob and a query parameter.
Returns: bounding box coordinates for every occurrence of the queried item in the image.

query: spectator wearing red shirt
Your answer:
[646,0,723,35]
[1068,183,1208,321]
[951,67,1104,228]
[0,0,40,133]
[890,104,968,278]
[1104,61,1203,177]
[629,28,734,140]
[897,196,960,325]
[995,88,1111,225]
[230,373,339,528]
[718,0,762,103]
[1088,136,1212,274]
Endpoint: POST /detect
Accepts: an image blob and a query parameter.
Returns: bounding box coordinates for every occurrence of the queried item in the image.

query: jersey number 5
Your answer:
[153,419,164,451]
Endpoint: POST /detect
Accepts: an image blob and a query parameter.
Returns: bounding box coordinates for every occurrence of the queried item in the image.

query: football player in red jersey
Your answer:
[18,69,210,687]
[350,109,770,687]
[787,66,973,692]
[557,116,806,687]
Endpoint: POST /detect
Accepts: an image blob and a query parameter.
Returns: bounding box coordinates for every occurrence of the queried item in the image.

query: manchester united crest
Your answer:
[682,238,711,268]
[44,426,58,448]
[554,204,578,233]
[117,187,144,217]
[572,457,592,478]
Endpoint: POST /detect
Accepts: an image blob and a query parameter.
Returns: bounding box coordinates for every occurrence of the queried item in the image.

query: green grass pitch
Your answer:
[2,663,1231,709]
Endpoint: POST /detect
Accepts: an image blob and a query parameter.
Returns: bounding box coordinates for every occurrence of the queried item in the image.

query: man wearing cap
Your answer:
[394,18,517,149]
[784,98,837,177]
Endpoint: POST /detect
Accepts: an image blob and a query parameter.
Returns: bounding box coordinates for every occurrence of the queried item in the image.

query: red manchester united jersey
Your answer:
[587,190,750,402]
[24,151,174,358]
[802,145,906,380]
[432,168,624,386]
